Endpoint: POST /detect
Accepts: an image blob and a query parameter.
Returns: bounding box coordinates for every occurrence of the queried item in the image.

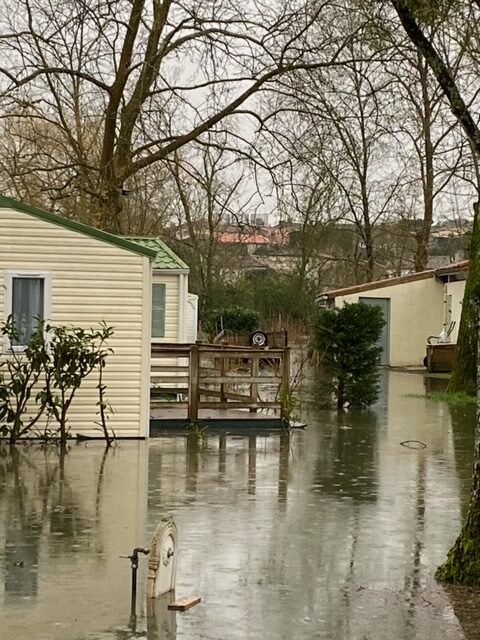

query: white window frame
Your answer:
[4,270,52,351]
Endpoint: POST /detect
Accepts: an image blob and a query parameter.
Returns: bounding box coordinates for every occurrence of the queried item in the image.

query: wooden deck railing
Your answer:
[151,343,290,422]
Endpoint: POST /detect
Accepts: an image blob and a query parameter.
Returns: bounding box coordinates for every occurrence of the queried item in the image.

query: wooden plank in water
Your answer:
[168,596,201,611]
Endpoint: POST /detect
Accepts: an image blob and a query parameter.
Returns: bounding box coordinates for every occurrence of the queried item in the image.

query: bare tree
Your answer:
[365,0,478,272]
[0,0,367,232]
[388,0,480,585]
[270,34,404,283]
[389,48,468,270]
[166,138,250,314]
[0,107,176,232]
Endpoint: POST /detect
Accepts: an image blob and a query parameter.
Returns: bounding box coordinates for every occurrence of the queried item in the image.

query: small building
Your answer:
[0,196,156,438]
[127,237,198,344]
[316,261,467,367]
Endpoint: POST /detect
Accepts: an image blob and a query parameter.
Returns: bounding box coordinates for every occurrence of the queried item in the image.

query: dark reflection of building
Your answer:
[311,410,379,502]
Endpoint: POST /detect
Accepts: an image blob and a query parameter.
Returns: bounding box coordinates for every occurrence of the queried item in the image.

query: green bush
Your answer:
[203,306,260,338]
[312,303,385,409]
[0,318,114,444]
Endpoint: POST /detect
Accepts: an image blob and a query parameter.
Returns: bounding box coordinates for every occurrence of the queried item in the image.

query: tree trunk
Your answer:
[414,54,434,273]
[448,203,480,395]
[436,317,480,583]
[95,175,124,233]
[337,378,345,410]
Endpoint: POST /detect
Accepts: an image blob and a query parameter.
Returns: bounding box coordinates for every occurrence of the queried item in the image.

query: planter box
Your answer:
[426,343,458,373]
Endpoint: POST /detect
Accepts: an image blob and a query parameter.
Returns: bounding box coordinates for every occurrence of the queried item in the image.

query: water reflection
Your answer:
[312,410,379,501]
[0,370,478,640]
[448,403,476,517]
[0,442,148,640]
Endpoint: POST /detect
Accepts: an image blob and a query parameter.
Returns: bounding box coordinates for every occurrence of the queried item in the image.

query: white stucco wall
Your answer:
[334,276,445,367]
[0,206,151,438]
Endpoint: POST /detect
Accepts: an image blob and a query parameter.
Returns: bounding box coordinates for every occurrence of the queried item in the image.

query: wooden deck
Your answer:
[149,342,290,432]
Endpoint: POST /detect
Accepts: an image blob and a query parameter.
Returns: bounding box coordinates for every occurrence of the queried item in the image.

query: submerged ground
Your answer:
[0,370,478,639]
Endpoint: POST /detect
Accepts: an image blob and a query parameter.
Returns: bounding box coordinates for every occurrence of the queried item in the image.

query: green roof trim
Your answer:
[0,195,157,260]
[125,237,189,271]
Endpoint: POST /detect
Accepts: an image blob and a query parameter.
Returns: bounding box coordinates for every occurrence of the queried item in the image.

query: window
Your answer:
[5,272,51,348]
[152,283,166,338]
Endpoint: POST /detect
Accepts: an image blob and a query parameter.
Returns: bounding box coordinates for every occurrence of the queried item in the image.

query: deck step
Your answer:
[168,596,201,611]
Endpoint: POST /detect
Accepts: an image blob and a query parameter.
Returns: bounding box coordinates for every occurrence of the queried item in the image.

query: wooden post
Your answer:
[281,347,291,420]
[250,355,259,413]
[220,354,227,403]
[188,344,199,422]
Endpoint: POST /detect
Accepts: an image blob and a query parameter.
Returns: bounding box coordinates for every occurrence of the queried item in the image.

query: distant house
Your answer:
[218,231,270,254]
[0,196,156,438]
[316,261,467,367]
[126,237,198,344]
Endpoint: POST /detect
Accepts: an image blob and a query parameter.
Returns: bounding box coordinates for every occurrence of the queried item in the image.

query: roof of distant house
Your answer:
[218,231,270,244]
[125,237,189,271]
[434,260,468,277]
[317,260,469,301]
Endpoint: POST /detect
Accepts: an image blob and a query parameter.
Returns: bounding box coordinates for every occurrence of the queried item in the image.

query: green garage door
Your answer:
[359,297,390,366]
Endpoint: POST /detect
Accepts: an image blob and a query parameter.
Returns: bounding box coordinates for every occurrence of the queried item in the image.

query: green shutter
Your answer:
[152,283,166,338]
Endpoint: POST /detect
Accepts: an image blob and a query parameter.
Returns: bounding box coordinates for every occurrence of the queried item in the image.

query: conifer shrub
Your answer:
[312,302,385,409]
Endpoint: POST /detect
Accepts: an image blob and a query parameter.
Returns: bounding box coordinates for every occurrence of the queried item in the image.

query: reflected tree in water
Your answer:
[448,404,476,519]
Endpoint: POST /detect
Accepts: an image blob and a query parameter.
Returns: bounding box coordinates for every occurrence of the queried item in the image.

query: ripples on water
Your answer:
[0,370,477,640]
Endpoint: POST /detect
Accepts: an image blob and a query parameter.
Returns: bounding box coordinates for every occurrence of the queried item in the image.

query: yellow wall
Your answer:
[335,277,445,366]
[0,207,151,438]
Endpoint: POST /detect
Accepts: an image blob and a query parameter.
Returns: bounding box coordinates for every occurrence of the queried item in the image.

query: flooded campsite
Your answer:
[0,370,478,640]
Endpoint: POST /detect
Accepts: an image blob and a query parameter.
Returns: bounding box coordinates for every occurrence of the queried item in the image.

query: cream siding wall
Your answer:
[152,272,179,342]
[0,207,151,438]
[334,277,445,367]
[150,272,191,388]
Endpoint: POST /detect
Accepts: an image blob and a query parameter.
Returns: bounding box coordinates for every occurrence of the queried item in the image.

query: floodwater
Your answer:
[0,370,478,640]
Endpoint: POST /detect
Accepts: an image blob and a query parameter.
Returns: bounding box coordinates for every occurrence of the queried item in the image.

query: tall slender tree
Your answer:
[390,0,480,584]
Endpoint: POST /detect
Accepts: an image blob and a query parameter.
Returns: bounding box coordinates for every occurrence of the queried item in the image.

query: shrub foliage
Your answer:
[312,303,385,409]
